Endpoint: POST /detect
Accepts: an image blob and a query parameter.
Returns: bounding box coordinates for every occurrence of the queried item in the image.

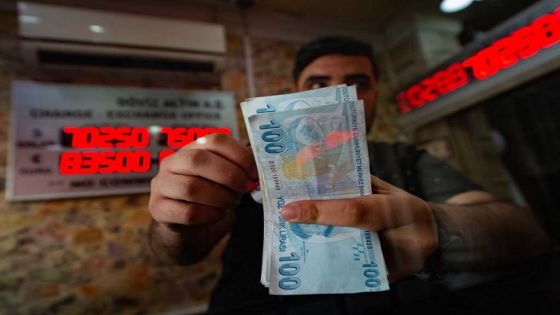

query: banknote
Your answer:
[248,101,389,294]
[242,84,356,116]
[241,85,357,286]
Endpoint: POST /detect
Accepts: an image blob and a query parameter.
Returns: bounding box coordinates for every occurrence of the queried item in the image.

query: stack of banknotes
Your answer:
[241,85,389,295]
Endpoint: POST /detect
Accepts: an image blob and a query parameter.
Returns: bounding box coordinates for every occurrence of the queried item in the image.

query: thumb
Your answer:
[370,175,405,195]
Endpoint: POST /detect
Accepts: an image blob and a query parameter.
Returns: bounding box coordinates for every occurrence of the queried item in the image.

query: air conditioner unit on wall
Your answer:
[17,1,226,73]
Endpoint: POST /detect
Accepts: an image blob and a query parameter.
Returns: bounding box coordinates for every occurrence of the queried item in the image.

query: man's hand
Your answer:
[148,133,258,264]
[281,176,438,283]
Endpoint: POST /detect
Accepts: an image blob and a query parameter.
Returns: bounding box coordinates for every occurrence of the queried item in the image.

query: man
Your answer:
[148,37,550,314]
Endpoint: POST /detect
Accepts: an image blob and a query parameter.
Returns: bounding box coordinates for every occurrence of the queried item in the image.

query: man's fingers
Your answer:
[282,198,378,230]
[282,194,429,231]
[149,197,225,225]
[163,148,251,193]
[184,133,258,180]
[151,174,241,209]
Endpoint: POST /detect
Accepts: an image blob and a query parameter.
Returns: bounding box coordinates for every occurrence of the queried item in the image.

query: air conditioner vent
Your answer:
[18,2,226,73]
[37,49,215,72]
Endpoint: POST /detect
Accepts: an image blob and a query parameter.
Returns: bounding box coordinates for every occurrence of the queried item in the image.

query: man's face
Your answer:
[295,55,378,130]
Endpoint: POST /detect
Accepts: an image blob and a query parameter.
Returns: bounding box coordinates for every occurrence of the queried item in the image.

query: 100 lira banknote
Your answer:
[248,100,389,294]
[241,85,357,286]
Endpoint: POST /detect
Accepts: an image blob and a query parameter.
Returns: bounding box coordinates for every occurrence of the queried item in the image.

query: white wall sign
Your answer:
[7,81,238,201]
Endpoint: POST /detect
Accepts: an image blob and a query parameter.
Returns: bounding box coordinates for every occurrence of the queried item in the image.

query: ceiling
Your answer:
[248,0,540,44]
[252,0,430,28]
[1,0,443,28]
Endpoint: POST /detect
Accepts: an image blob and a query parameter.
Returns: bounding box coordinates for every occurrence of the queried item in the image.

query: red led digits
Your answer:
[97,151,118,174]
[512,26,541,59]
[463,49,501,80]
[80,152,100,174]
[492,37,519,68]
[444,63,469,92]
[63,126,149,148]
[59,126,151,175]
[121,151,151,173]
[161,127,232,148]
[397,7,560,113]
[59,151,151,175]
[397,62,469,112]
[63,126,94,148]
[418,77,438,104]
[59,152,83,175]
[161,127,195,148]
[433,70,452,95]
[533,14,560,48]
[405,85,424,108]
[462,9,560,80]
[59,126,231,175]
[111,127,149,148]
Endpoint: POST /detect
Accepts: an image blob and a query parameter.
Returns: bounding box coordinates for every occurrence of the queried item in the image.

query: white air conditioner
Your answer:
[17,1,226,72]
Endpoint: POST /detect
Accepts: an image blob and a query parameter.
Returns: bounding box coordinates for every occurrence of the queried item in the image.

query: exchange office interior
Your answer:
[0,0,559,314]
